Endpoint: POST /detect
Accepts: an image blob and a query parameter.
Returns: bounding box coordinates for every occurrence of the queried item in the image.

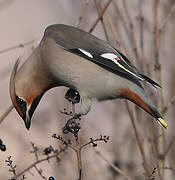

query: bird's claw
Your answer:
[62,116,81,136]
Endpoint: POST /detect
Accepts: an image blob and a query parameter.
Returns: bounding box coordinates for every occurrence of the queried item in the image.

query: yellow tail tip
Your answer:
[158,118,168,129]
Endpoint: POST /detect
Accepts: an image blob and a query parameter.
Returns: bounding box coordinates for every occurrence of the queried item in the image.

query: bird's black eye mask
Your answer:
[16,96,27,119]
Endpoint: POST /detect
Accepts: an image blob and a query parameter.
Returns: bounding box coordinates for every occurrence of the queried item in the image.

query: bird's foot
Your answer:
[62,114,81,136]
[65,89,80,104]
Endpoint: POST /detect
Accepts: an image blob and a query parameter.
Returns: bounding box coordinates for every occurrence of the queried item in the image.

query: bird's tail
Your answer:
[120,87,167,129]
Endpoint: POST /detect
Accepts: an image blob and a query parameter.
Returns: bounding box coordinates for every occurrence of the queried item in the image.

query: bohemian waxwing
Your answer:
[9,24,167,132]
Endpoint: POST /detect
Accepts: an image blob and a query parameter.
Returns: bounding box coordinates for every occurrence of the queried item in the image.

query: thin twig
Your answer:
[164,135,175,156]
[113,0,136,57]
[11,146,67,179]
[153,0,159,63]
[147,167,157,180]
[122,0,138,61]
[100,2,149,176]
[5,156,17,176]
[159,2,175,32]
[34,165,47,180]
[72,103,76,115]
[30,142,39,161]
[89,0,112,33]
[113,0,129,35]
[100,1,125,54]
[76,132,82,180]
[149,137,162,180]
[52,134,76,151]
[94,150,132,180]
[93,0,110,42]
[164,166,175,172]
[138,0,146,72]
[163,95,175,115]
[0,39,36,54]
[0,104,14,124]
[75,0,91,27]
[152,0,165,178]
[71,103,82,180]
[125,101,149,177]
[80,135,109,150]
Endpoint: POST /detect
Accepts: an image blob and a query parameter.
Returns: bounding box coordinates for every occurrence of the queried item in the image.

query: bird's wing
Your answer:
[44,24,160,88]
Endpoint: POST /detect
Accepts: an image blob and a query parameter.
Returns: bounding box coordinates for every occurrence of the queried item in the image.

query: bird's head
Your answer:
[9,59,43,130]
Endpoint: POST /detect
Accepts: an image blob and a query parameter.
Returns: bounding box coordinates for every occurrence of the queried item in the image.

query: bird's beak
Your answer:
[21,105,31,130]
[23,113,31,130]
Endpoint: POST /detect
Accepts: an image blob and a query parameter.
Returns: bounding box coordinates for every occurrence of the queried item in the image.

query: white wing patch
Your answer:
[101,53,117,60]
[78,48,93,58]
[101,53,144,80]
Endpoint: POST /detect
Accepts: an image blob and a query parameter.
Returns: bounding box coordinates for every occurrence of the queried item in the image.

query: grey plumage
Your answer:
[9,24,167,130]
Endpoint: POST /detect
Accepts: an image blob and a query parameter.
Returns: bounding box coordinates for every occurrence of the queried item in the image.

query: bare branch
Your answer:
[149,137,163,180]
[30,142,39,161]
[100,1,125,54]
[94,150,132,180]
[138,0,146,71]
[80,135,109,150]
[11,146,68,179]
[113,0,129,34]
[125,101,150,177]
[75,132,82,180]
[152,0,165,178]
[52,134,76,151]
[93,0,110,42]
[0,39,36,54]
[89,0,112,33]
[34,165,47,180]
[164,135,175,156]
[122,0,139,60]
[164,166,175,172]
[159,2,175,32]
[75,0,91,27]
[163,95,175,115]
[0,104,14,125]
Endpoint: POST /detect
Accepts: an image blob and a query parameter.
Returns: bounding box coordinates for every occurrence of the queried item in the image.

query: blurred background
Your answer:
[0,0,175,179]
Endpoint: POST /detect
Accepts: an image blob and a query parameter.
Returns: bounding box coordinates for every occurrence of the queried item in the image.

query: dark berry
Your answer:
[0,139,3,146]
[48,176,55,180]
[44,147,52,155]
[0,144,6,151]
[65,89,80,104]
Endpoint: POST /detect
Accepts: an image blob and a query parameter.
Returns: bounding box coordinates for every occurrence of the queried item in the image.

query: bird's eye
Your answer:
[16,96,26,107]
